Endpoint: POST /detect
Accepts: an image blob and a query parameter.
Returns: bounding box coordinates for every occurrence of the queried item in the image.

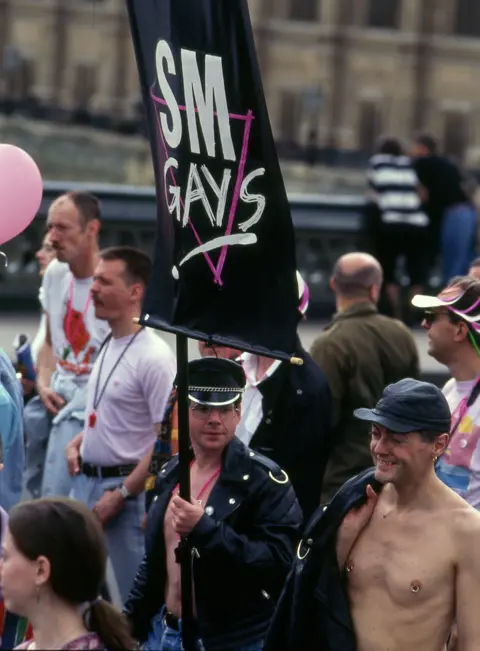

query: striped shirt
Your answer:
[368,154,429,227]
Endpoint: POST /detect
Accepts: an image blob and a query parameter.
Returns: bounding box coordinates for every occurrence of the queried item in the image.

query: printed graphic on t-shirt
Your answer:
[437,414,480,494]
[63,304,89,357]
[59,302,96,375]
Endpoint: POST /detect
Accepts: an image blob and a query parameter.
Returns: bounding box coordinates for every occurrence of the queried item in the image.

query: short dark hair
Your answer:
[413,132,438,155]
[419,429,444,443]
[377,136,404,157]
[332,259,383,299]
[65,191,102,227]
[100,246,151,287]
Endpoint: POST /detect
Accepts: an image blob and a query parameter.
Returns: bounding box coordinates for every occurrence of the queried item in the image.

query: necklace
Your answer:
[62,275,93,362]
[172,461,221,541]
[87,328,144,429]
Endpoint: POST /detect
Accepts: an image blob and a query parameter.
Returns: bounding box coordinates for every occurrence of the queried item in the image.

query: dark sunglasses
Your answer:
[423,309,452,327]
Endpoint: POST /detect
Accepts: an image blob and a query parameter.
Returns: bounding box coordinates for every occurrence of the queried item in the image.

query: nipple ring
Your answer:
[410,580,422,593]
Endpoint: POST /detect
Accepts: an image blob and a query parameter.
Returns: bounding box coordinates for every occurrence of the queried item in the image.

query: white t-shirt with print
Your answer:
[42,259,110,384]
[438,377,480,510]
[81,328,176,466]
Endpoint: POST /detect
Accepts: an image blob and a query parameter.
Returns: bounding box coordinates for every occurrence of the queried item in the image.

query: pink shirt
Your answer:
[80,329,176,466]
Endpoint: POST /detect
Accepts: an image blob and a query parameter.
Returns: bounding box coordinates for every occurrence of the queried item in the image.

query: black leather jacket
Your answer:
[124,437,303,651]
[264,468,381,651]
[249,343,332,524]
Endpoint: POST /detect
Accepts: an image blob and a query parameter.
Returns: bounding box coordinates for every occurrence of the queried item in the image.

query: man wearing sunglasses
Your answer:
[125,356,302,651]
[412,277,480,511]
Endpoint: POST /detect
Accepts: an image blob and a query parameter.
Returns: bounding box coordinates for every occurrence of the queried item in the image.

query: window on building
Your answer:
[289,0,319,22]
[279,91,301,143]
[367,0,401,29]
[443,111,469,161]
[4,53,35,99]
[358,100,382,154]
[73,62,97,108]
[455,0,480,37]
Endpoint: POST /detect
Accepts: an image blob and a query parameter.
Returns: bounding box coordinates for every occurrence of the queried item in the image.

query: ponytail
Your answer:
[84,599,137,650]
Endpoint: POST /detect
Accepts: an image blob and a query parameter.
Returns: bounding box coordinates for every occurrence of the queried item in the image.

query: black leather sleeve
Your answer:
[123,489,169,643]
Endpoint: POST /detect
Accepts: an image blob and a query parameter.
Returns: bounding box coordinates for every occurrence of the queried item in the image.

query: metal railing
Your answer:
[2,181,370,312]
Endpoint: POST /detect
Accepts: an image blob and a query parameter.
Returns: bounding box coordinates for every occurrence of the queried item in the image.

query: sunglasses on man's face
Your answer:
[423,309,452,327]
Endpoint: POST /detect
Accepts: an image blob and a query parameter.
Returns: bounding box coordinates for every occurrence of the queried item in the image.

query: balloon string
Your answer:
[0,252,8,268]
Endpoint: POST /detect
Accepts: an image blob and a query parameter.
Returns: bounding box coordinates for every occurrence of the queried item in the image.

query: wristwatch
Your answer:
[118,483,133,500]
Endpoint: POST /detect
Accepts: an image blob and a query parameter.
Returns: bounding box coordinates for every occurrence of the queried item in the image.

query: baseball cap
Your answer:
[354,378,451,434]
[411,283,480,327]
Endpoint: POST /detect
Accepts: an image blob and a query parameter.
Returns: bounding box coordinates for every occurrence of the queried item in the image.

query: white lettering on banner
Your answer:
[164,157,181,221]
[153,39,267,284]
[181,49,236,162]
[238,168,266,232]
[155,41,182,149]
[201,165,232,228]
[183,163,216,228]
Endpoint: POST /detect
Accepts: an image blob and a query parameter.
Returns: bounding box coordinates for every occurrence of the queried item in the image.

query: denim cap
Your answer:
[354,378,451,434]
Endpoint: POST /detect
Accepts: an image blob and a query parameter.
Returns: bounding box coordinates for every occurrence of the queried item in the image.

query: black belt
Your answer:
[81,462,136,479]
[164,612,180,631]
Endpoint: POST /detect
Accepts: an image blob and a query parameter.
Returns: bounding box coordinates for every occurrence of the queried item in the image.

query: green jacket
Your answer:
[310,302,419,502]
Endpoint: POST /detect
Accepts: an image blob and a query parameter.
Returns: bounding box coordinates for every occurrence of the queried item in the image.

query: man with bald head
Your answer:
[311,252,419,502]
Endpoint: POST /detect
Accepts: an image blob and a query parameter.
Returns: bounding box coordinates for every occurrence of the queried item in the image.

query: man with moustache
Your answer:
[66,246,175,605]
[266,379,480,651]
[33,191,110,498]
[125,357,302,651]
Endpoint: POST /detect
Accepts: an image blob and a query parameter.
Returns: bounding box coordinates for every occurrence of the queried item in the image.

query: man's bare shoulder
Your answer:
[442,492,480,561]
[450,500,480,535]
[430,483,479,528]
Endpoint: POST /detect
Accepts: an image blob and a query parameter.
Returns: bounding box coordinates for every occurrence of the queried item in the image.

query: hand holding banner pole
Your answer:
[174,334,196,650]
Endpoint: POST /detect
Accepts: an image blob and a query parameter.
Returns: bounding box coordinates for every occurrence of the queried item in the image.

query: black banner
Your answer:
[126,0,299,359]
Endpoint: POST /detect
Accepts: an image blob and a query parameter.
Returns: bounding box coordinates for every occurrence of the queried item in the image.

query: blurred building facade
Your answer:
[250,0,480,166]
[1,0,480,165]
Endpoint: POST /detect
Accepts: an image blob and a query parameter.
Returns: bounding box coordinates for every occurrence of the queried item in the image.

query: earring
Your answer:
[35,585,40,604]
[433,455,438,463]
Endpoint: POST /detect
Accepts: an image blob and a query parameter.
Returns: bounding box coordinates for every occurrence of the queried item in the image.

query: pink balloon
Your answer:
[0,144,43,245]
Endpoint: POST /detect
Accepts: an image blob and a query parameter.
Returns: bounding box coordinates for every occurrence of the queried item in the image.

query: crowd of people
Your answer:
[0,182,476,650]
[367,131,478,325]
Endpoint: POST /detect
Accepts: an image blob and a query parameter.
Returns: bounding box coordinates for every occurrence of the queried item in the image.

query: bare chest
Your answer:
[347,514,454,607]
[164,468,219,543]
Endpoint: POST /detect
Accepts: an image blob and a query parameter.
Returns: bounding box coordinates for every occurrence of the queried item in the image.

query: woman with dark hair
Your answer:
[0,498,135,650]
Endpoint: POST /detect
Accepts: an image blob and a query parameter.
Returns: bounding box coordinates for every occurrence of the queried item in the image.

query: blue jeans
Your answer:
[143,608,264,651]
[23,395,50,500]
[70,473,145,607]
[143,609,204,651]
[441,203,477,283]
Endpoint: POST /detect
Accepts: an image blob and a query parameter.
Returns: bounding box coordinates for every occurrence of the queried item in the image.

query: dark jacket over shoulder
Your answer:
[310,303,418,501]
[250,343,332,523]
[124,437,303,651]
[264,468,381,651]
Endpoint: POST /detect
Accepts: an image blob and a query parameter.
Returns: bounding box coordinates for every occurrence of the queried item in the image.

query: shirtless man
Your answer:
[337,378,480,651]
[124,357,302,651]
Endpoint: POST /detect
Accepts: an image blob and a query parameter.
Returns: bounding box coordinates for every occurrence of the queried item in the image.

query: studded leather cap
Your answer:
[354,378,451,434]
[184,357,246,407]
